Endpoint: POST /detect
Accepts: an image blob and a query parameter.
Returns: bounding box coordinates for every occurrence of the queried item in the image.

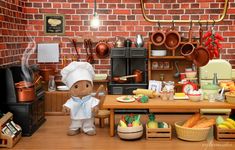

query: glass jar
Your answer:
[48,75,56,92]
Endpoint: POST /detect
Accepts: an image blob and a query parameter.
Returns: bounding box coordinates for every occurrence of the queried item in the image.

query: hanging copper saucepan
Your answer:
[193,23,210,67]
[95,40,111,58]
[180,23,197,61]
[164,21,181,50]
[151,22,166,46]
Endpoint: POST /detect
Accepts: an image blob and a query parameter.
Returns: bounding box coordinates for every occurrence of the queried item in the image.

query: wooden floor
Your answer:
[7,116,235,150]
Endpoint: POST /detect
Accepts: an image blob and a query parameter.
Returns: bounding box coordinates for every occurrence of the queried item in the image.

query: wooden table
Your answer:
[102,95,235,136]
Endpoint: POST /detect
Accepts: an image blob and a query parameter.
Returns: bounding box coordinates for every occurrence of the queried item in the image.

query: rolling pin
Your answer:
[133,89,158,98]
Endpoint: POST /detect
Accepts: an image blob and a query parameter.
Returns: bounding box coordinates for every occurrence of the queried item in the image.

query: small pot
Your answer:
[151,29,166,46]
[180,28,197,61]
[95,40,110,58]
[164,26,181,50]
[15,81,35,102]
[193,26,210,67]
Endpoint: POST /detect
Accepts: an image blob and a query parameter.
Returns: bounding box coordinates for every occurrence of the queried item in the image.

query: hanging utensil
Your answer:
[193,22,210,67]
[174,61,180,78]
[87,39,95,64]
[71,39,80,60]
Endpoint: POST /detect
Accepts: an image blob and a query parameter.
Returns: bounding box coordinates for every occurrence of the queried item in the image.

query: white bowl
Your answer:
[117,124,143,140]
[151,50,167,56]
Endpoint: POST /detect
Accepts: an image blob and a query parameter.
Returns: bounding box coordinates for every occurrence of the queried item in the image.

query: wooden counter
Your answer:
[102,95,235,136]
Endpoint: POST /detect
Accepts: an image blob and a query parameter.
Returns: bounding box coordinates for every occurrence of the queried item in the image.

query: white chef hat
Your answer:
[61,61,95,89]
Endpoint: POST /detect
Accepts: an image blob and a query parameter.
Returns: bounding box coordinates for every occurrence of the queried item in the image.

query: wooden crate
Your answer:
[146,124,172,140]
[214,125,235,141]
[0,112,22,148]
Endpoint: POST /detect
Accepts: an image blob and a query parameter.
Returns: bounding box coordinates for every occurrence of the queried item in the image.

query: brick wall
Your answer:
[1,0,235,73]
[0,0,28,66]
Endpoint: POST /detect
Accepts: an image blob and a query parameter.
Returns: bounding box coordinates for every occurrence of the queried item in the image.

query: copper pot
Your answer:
[95,40,110,58]
[164,25,181,50]
[180,27,197,61]
[112,75,137,83]
[15,81,35,102]
[133,69,143,83]
[151,27,166,46]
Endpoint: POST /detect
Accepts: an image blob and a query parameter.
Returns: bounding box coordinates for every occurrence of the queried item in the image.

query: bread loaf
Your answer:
[182,113,201,128]
[192,118,215,128]
[133,89,158,98]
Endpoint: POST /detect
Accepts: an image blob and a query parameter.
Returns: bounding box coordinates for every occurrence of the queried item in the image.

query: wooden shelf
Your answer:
[151,68,173,71]
[149,56,185,59]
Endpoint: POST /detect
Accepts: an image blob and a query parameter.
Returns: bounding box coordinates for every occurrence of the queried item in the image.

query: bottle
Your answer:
[213,73,218,85]
[48,75,56,92]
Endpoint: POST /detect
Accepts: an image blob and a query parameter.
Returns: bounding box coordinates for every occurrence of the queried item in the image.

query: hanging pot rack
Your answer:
[140,0,229,24]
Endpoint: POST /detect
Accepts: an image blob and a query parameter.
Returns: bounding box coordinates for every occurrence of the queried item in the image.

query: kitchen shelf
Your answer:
[151,68,173,71]
[149,56,185,59]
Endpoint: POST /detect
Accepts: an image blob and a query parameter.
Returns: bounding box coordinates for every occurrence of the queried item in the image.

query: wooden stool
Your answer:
[94,85,110,128]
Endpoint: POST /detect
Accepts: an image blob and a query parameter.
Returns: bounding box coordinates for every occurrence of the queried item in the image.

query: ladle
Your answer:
[174,61,180,78]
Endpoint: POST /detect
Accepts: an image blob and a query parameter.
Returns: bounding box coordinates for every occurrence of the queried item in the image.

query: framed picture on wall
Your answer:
[44,14,65,35]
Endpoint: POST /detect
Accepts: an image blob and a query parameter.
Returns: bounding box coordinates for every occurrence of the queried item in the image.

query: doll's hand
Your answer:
[92,106,99,116]
[62,106,71,115]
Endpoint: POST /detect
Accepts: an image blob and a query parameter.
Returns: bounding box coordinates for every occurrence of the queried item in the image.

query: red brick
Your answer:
[40,9,56,13]
[58,9,75,14]
[53,3,62,8]
[113,10,131,15]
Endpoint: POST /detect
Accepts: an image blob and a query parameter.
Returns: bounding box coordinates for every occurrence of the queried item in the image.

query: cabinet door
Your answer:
[37,99,45,122]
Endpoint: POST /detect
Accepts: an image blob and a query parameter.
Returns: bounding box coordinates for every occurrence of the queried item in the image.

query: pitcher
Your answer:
[135,34,144,48]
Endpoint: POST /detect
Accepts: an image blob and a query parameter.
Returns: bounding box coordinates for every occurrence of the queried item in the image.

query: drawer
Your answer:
[111,48,128,58]
[130,48,146,58]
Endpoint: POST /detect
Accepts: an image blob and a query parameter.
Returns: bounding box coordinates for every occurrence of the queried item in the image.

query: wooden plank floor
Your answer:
[8,116,235,150]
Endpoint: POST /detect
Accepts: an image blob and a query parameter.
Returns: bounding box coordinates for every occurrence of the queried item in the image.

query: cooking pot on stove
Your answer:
[15,81,36,102]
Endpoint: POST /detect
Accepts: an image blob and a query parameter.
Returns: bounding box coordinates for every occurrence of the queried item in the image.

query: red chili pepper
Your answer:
[203,31,212,39]
[209,50,214,59]
[205,38,212,46]
[214,48,219,58]
[214,33,224,41]
[214,39,220,46]
[217,43,222,49]
[207,43,213,50]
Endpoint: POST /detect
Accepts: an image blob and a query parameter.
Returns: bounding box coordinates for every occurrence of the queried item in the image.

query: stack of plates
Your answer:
[57,86,69,91]
[151,50,167,56]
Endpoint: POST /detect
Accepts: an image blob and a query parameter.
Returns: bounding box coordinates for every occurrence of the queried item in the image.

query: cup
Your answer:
[180,73,186,80]
[208,93,216,102]
[164,61,170,69]
[152,62,158,70]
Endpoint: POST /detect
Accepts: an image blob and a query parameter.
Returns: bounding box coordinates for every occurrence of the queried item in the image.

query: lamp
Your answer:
[90,0,100,28]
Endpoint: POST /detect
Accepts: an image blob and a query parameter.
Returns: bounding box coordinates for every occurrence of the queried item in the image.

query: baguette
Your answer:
[192,118,215,128]
[182,113,201,128]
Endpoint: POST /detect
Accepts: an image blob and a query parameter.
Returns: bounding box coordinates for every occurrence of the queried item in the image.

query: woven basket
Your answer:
[175,121,211,141]
[225,93,235,104]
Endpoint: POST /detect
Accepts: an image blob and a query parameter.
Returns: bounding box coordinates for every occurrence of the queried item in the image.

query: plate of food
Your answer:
[116,96,135,103]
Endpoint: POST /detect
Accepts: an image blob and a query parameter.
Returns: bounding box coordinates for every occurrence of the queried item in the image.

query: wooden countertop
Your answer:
[102,95,235,109]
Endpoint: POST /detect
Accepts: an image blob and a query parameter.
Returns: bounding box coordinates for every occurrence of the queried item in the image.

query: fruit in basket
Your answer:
[220,121,235,129]
[226,118,235,127]
[147,114,158,129]
[216,116,225,125]
[132,115,141,127]
[119,120,127,127]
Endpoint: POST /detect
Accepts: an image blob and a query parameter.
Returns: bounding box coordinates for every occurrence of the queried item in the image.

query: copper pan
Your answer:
[15,81,35,102]
[151,23,166,46]
[193,25,210,67]
[112,75,137,83]
[164,22,181,50]
[180,27,197,61]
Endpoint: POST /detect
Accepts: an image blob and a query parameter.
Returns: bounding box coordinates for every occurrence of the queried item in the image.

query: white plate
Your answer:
[116,96,135,103]
[57,86,69,91]
[173,95,189,100]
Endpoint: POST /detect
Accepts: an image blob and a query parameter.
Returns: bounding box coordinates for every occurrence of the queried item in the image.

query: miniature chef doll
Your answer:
[61,61,99,136]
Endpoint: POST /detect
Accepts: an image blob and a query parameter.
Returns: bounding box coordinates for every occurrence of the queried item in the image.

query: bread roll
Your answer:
[182,113,201,128]
[192,118,215,128]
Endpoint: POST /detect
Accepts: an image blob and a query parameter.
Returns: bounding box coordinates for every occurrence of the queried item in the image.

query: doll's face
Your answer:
[70,80,93,98]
